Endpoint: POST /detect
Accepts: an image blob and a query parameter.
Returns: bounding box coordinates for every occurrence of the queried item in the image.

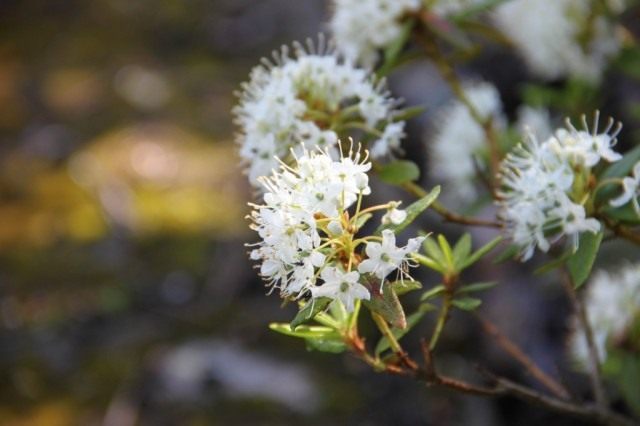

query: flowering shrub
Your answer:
[236,0,640,423]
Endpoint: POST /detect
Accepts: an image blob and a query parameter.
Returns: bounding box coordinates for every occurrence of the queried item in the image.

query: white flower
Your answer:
[497,114,624,260]
[493,0,623,82]
[329,0,421,67]
[570,263,640,366]
[609,161,640,215]
[235,39,403,185]
[311,267,369,312]
[382,203,407,225]
[429,82,505,203]
[249,146,371,297]
[548,116,622,167]
[358,229,424,280]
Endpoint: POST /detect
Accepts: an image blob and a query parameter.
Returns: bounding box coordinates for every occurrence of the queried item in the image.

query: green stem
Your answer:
[429,292,452,350]
[372,312,403,354]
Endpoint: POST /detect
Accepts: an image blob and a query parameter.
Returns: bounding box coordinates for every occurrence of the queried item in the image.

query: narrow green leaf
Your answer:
[305,336,347,353]
[567,231,604,289]
[377,20,414,77]
[462,236,503,269]
[423,237,446,266]
[291,297,331,330]
[452,233,472,268]
[375,186,440,235]
[596,145,640,204]
[375,307,429,355]
[390,280,422,296]
[533,251,572,275]
[363,287,407,329]
[378,160,421,185]
[412,253,446,273]
[269,323,337,339]
[420,284,446,301]
[602,202,640,224]
[456,281,498,294]
[392,105,426,122]
[452,297,482,311]
[437,234,454,267]
[493,244,519,264]
[354,212,373,231]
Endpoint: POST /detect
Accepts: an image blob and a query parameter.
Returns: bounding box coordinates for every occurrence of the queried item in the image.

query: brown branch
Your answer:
[474,313,570,399]
[561,270,608,409]
[418,341,635,426]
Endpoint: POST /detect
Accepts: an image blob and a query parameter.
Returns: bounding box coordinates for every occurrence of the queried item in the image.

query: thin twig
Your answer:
[474,313,570,399]
[562,269,608,409]
[418,341,635,426]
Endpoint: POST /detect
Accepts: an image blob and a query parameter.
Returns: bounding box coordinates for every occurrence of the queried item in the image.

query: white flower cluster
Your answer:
[493,0,622,83]
[498,115,622,260]
[610,161,640,216]
[234,40,404,185]
[329,0,421,67]
[429,82,505,203]
[248,146,424,311]
[570,263,640,366]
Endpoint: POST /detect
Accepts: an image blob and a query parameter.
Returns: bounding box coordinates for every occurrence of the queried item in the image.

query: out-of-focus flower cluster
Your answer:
[493,0,624,83]
[429,82,505,203]
[498,115,622,260]
[234,40,404,185]
[570,263,640,366]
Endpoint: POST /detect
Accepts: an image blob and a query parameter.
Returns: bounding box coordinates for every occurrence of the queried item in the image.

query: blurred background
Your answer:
[0,1,639,425]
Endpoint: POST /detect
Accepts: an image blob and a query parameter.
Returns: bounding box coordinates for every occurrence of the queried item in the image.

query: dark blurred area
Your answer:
[0,1,638,425]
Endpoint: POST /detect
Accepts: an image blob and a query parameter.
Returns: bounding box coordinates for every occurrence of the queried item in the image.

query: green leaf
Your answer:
[461,236,503,269]
[374,305,432,356]
[378,160,420,185]
[412,253,446,273]
[533,251,572,275]
[456,281,497,294]
[377,20,415,77]
[291,297,331,330]
[420,284,446,301]
[354,212,373,231]
[305,336,347,353]
[390,280,422,296]
[437,234,454,268]
[602,203,640,224]
[596,144,640,204]
[375,186,440,235]
[451,297,482,311]
[451,0,510,21]
[363,287,407,329]
[269,323,338,339]
[392,105,426,122]
[452,233,472,268]
[567,231,604,289]
[493,244,519,264]
[423,237,446,266]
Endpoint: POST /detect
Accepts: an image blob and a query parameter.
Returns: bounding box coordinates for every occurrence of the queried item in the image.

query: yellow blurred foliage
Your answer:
[0,123,249,249]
